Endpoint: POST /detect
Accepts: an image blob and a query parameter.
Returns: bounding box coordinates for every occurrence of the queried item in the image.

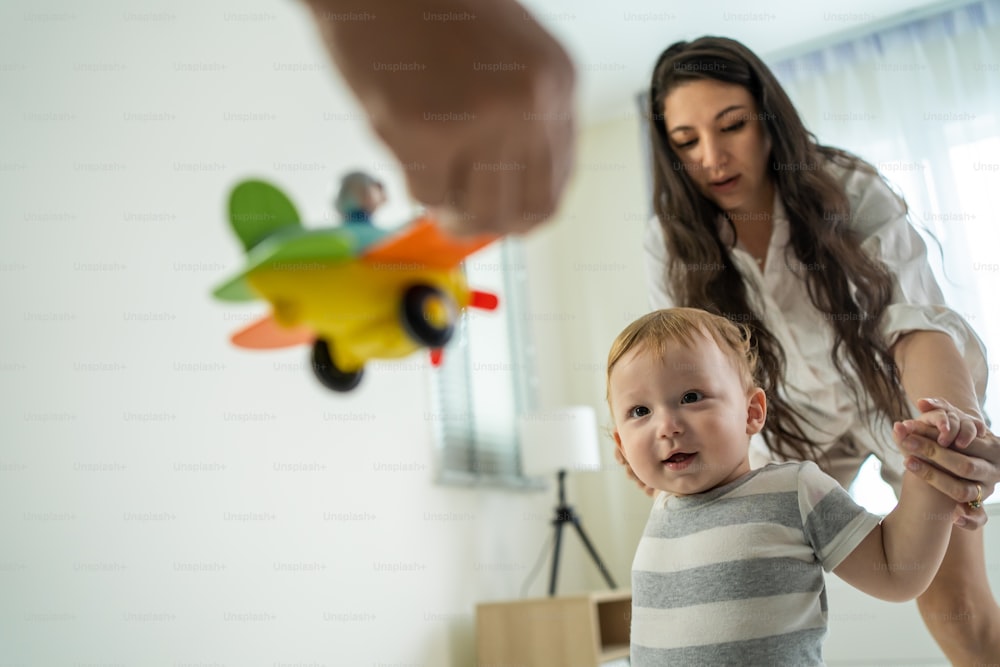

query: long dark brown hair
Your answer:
[648,36,909,461]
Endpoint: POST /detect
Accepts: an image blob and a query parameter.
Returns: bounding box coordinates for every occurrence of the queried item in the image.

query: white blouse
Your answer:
[643,159,989,467]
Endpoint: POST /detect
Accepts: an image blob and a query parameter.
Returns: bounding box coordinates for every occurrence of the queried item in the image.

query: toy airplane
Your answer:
[212,179,499,392]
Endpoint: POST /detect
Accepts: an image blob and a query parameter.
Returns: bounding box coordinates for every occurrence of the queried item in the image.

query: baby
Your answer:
[606,307,954,665]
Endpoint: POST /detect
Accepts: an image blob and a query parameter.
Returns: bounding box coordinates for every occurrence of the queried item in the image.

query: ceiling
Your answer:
[516,0,959,124]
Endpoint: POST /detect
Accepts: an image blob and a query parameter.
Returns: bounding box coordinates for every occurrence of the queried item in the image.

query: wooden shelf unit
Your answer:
[476,590,631,666]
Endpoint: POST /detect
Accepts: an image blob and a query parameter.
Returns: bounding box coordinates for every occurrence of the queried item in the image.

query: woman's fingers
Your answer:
[905,451,993,529]
[952,501,989,531]
[903,452,984,505]
[957,432,1000,471]
[897,416,1000,494]
[894,419,937,441]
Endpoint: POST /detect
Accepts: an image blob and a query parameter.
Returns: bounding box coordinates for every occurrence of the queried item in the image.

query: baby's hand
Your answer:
[911,397,985,449]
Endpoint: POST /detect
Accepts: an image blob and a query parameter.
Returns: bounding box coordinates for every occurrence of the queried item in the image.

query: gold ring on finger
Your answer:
[969,483,983,510]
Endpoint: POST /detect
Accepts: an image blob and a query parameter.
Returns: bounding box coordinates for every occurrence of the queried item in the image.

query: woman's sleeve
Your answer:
[849,169,989,406]
[643,215,675,310]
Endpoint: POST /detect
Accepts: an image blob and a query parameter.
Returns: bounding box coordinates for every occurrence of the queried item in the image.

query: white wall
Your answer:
[519,110,658,590]
[0,2,582,665]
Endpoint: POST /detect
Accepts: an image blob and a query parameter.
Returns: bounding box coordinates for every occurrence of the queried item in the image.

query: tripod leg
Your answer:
[570,517,618,589]
[548,519,565,596]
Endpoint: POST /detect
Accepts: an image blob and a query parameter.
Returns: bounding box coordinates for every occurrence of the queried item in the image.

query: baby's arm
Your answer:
[833,423,954,602]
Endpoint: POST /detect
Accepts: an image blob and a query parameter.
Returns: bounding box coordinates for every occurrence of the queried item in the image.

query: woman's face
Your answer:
[662,79,774,217]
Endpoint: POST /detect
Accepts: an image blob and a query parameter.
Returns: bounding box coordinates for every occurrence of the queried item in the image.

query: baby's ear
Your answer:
[612,430,624,455]
[746,387,766,435]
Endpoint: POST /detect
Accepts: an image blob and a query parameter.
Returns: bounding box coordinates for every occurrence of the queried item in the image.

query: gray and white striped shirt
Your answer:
[630,461,881,666]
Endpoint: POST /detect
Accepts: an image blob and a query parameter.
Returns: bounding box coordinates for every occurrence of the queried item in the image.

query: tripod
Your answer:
[546,469,617,596]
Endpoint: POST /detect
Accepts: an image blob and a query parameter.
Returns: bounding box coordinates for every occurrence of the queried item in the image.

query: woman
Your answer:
[637,36,1000,662]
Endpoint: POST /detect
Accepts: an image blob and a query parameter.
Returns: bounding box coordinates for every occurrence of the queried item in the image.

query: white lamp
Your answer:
[519,405,602,476]
[518,406,616,596]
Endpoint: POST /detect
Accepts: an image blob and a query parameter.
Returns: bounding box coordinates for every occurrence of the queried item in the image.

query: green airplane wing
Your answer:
[229,179,302,251]
[214,179,396,303]
[212,227,362,302]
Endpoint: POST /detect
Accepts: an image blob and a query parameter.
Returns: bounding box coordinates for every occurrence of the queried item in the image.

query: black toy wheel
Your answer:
[401,284,456,347]
[311,339,364,392]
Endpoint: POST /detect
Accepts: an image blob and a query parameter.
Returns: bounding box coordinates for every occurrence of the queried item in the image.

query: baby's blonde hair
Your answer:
[606,308,759,405]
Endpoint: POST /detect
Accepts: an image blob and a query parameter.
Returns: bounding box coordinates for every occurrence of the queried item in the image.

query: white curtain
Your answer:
[771,0,1000,425]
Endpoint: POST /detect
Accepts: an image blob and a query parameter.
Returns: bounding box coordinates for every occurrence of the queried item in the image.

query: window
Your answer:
[428,239,540,488]
[769,1,1000,508]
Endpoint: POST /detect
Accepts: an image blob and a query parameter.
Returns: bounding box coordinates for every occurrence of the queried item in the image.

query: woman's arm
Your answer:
[847,167,994,507]
[892,330,984,444]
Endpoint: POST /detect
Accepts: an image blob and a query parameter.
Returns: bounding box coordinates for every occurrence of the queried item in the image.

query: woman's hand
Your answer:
[894,398,1000,529]
[306,0,576,236]
[614,447,656,497]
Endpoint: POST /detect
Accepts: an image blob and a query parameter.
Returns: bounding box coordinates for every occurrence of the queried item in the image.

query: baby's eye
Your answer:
[627,406,650,419]
[680,391,703,404]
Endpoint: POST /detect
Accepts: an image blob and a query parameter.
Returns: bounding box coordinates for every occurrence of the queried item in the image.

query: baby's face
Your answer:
[609,337,763,496]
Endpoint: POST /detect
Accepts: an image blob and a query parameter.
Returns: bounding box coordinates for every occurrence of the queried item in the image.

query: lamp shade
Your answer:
[518,405,602,476]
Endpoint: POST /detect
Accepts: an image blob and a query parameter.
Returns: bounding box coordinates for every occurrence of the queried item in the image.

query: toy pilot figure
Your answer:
[334,171,386,224]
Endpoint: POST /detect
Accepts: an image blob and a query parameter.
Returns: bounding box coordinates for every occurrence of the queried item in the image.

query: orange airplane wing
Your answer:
[230,314,314,349]
[361,217,497,270]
